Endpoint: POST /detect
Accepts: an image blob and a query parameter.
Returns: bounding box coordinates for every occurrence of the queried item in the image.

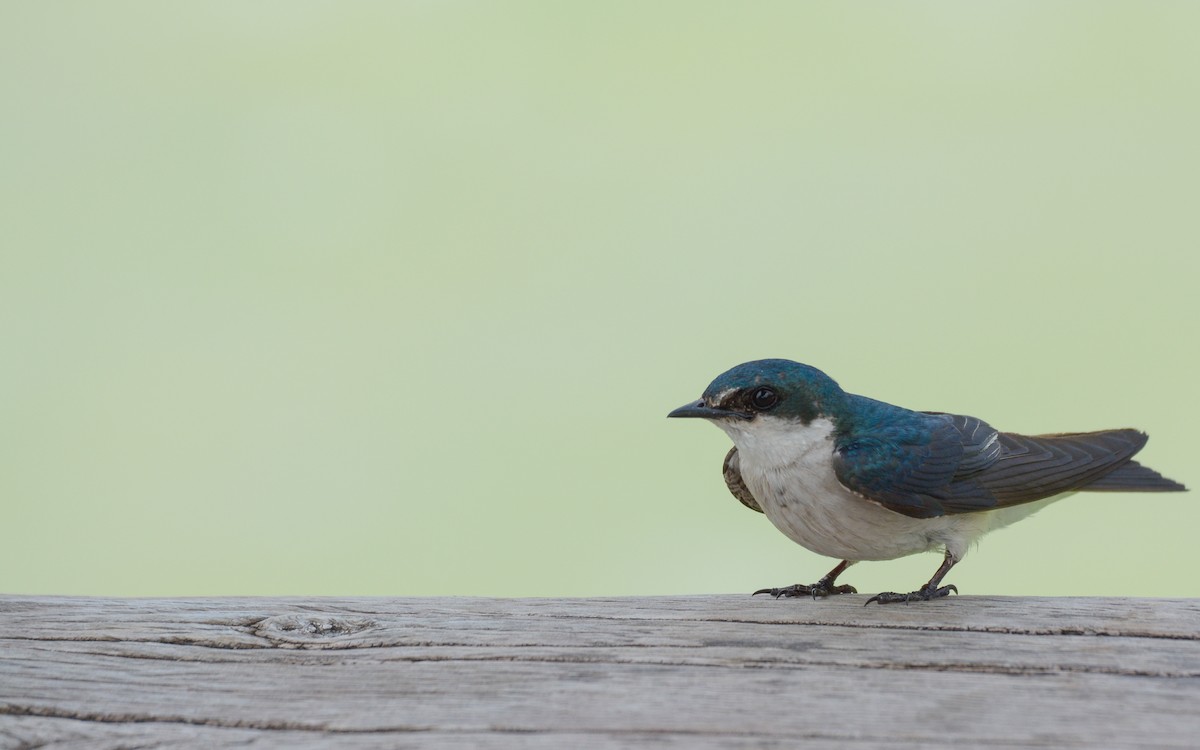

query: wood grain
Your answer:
[2,595,1199,748]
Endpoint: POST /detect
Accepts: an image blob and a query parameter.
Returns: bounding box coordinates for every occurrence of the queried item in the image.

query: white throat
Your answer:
[715,415,837,472]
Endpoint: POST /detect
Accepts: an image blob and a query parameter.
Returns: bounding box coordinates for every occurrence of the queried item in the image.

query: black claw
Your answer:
[865,584,958,606]
[748,585,787,597]
[752,583,857,599]
[752,584,809,598]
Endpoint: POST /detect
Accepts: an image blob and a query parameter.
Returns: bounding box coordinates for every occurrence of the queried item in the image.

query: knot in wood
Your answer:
[253,614,379,646]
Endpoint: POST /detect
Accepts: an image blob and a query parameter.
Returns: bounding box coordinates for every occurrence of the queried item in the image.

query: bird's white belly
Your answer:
[720,417,990,562]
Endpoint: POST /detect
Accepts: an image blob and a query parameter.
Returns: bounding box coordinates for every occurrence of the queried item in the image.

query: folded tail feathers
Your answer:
[1045,429,1187,493]
[986,428,1185,501]
[1081,460,1187,492]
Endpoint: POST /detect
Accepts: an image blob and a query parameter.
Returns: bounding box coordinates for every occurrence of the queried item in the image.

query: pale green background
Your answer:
[2,2,1196,598]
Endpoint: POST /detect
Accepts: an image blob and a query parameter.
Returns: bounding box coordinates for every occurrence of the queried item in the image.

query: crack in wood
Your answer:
[0,708,1096,746]
[7,643,1194,679]
[525,613,1200,641]
[0,704,431,734]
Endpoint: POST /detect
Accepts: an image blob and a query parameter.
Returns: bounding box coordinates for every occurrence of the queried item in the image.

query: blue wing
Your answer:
[831,401,1155,519]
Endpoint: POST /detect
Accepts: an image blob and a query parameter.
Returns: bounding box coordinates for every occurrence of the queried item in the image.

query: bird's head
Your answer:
[668,359,847,437]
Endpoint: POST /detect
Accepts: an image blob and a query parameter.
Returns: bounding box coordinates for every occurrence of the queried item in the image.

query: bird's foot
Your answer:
[864,584,958,606]
[752,582,857,599]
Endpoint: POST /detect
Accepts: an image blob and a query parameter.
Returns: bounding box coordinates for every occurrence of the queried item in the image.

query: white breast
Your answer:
[716,416,991,562]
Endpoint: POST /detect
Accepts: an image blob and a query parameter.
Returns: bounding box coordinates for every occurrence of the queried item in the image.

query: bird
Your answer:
[668,359,1186,604]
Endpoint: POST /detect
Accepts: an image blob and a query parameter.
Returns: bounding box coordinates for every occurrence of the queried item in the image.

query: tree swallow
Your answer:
[668,359,1186,604]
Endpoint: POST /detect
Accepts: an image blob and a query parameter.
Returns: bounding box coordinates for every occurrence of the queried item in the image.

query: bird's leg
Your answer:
[865,551,960,605]
[753,560,858,599]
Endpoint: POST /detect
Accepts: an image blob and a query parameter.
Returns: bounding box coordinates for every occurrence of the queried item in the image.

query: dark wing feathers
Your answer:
[833,409,1170,519]
[974,430,1147,503]
[722,447,763,513]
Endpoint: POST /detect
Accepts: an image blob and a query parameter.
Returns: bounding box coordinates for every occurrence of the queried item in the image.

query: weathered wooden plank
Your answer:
[2,595,1199,749]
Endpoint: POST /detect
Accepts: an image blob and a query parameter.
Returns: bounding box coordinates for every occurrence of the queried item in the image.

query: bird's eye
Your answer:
[750,387,778,410]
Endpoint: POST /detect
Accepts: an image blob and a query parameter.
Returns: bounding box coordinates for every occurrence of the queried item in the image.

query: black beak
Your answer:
[667,400,749,420]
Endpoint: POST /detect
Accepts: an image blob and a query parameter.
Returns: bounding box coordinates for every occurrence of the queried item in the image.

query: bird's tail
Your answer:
[1080,460,1186,492]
